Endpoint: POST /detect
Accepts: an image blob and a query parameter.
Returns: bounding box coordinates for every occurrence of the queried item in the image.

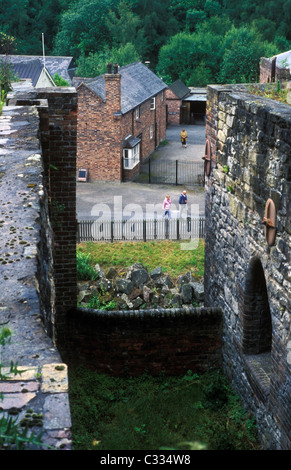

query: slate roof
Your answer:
[76,62,168,114]
[11,59,54,87]
[0,55,76,84]
[169,79,190,99]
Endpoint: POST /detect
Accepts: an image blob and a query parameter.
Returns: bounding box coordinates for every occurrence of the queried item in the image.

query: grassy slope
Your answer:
[77,239,205,282]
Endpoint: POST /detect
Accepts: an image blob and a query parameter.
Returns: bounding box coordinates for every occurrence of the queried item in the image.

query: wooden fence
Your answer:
[77,217,205,243]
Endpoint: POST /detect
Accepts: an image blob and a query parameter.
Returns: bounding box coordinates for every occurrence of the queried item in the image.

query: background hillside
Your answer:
[0,0,290,85]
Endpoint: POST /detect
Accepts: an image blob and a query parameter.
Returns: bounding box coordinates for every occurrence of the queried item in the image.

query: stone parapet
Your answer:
[205,83,291,450]
[0,80,74,449]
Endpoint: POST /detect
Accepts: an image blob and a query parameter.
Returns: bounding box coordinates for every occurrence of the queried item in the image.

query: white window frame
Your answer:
[150,124,153,140]
[150,97,156,110]
[123,143,140,170]
[135,106,140,119]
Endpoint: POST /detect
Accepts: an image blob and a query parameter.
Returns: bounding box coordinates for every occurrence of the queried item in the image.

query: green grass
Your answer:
[68,367,261,451]
[77,239,205,282]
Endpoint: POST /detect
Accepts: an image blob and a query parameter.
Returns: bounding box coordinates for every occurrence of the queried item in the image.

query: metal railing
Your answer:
[138,159,205,186]
[77,217,205,243]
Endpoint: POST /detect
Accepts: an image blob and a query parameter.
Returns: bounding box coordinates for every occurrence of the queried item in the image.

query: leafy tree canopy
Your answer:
[0,0,290,86]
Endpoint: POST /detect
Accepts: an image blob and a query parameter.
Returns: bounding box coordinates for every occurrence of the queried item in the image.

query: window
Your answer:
[150,125,153,140]
[123,143,140,169]
[150,97,155,110]
[161,91,164,102]
[135,106,140,119]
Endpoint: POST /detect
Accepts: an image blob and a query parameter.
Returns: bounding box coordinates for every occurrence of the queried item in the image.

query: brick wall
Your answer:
[37,88,78,345]
[65,307,222,376]
[260,57,291,83]
[77,76,167,182]
[7,85,78,346]
[165,88,181,125]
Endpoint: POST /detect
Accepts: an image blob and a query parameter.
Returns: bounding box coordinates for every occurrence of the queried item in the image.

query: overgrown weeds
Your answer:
[68,367,261,451]
[248,81,289,105]
[0,327,44,450]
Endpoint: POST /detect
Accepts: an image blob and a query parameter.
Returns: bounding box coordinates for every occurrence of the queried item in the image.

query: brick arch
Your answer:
[242,257,272,355]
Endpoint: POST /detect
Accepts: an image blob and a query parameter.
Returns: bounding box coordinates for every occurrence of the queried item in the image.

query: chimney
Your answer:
[104,63,121,115]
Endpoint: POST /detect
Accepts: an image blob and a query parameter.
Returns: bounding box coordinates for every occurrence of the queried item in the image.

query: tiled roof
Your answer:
[0,55,76,83]
[77,62,168,114]
[169,79,190,99]
[12,59,43,87]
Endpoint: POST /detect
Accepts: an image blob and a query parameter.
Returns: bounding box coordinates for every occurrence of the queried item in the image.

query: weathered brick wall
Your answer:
[165,88,181,125]
[77,83,122,182]
[8,84,78,347]
[205,83,291,450]
[37,88,78,345]
[77,75,166,182]
[260,57,291,83]
[65,307,222,376]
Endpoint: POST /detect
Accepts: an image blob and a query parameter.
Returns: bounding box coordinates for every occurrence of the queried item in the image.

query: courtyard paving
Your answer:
[76,124,206,221]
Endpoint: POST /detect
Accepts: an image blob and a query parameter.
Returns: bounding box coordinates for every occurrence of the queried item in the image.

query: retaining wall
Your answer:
[65,307,222,377]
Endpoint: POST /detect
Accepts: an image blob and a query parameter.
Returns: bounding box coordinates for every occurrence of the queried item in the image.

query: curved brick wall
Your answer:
[65,306,222,376]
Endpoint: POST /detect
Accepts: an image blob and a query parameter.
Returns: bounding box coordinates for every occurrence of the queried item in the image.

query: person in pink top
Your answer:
[162,194,172,219]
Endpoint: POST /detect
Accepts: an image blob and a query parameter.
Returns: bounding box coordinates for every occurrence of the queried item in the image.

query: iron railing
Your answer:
[77,217,205,243]
[138,159,205,186]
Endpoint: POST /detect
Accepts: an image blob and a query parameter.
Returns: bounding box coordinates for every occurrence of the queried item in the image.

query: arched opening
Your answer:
[242,257,273,403]
[242,257,272,355]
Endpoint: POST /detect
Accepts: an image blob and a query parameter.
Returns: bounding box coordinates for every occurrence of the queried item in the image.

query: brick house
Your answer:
[75,62,168,182]
[165,79,190,125]
[165,79,207,125]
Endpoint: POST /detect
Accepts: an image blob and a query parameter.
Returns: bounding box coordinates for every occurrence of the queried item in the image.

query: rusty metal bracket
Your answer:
[202,139,211,179]
[262,199,276,246]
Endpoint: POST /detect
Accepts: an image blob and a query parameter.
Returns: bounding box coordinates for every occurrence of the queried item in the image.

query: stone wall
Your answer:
[260,57,291,83]
[205,83,291,450]
[65,306,222,377]
[0,80,77,449]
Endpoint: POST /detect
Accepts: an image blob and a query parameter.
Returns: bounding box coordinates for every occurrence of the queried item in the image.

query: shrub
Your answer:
[77,252,99,281]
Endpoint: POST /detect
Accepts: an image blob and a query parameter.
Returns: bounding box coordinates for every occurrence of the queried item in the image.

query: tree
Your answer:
[130,0,180,66]
[218,25,279,84]
[106,1,143,48]
[53,0,118,59]
[76,43,140,78]
[156,23,224,86]
[0,31,17,54]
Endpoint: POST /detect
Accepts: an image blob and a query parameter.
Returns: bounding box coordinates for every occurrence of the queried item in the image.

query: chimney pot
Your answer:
[107,63,112,74]
[113,63,119,74]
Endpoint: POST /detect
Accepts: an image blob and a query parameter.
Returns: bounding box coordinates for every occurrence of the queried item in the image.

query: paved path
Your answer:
[77,124,206,221]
